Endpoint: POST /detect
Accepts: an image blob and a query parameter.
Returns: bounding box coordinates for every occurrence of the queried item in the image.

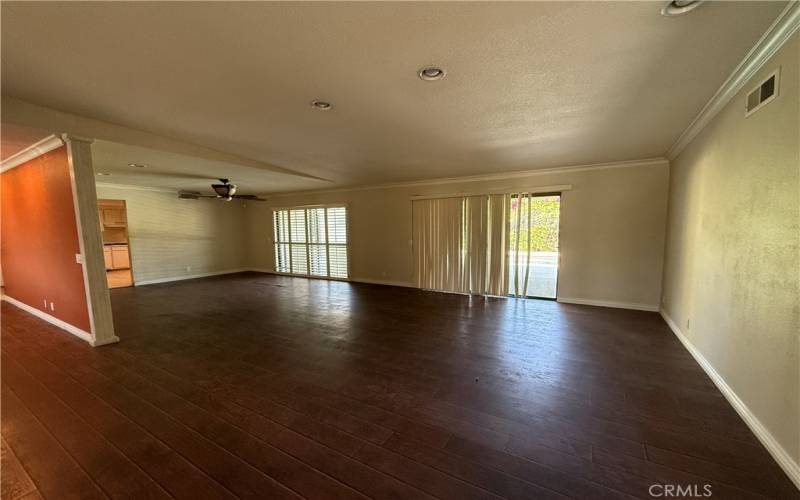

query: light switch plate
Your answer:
[75,253,83,264]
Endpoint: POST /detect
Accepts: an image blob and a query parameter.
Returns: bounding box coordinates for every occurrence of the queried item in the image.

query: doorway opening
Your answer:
[98,199,133,288]
[508,193,561,299]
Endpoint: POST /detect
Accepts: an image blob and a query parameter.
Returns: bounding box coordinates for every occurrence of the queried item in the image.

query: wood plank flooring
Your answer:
[2,272,797,499]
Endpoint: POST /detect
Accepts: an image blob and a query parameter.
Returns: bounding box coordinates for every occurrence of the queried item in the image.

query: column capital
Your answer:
[61,133,95,145]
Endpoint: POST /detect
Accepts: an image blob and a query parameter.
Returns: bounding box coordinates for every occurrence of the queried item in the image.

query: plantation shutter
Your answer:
[273,206,348,279]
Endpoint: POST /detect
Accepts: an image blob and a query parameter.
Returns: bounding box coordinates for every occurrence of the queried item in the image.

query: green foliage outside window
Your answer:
[509,196,560,252]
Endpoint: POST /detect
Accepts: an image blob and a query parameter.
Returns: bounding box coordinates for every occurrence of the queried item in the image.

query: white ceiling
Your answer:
[91,140,328,195]
[0,1,787,192]
[0,123,52,161]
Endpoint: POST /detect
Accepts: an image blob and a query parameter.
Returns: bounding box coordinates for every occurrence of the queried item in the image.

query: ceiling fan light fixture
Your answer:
[661,0,703,16]
[179,179,265,202]
[418,66,446,81]
[212,178,237,198]
[310,100,332,111]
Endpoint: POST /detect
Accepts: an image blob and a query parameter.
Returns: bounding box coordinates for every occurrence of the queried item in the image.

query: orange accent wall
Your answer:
[1,145,91,332]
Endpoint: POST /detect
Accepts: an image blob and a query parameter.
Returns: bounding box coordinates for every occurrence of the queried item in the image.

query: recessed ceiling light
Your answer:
[661,0,703,16]
[418,66,446,81]
[310,100,332,111]
[96,172,111,176]
[128,163,147,168]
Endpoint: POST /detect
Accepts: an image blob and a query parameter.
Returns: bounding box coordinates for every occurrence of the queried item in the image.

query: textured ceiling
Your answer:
[0,1,787,192]
[90,140,326,195]
[0,124,52,161]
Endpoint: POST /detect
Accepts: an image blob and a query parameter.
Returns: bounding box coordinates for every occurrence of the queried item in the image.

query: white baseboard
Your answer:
[1,294,94,345]
[660,308,800,490]
[557,297,659,312]
[134,268,248,286]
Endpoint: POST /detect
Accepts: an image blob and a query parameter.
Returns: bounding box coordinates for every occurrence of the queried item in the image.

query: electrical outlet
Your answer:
[686,318,690,329]
[43,299,47,308]
[50,302,55,311]
[75,253,83,264]
[186,266,192,273]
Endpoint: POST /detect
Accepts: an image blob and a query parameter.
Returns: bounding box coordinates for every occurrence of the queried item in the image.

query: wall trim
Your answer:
[261,158,668,198]
[557,297,660,312]
[134,268,249,286]
[2,294,94,344]
[660,308,800,490]
[666,2,800,160]
[0,134,64,172]
[409,184,572,201]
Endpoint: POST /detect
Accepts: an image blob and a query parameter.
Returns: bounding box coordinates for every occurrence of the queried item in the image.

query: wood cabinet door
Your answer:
[111,246,130,269]
[102,208,126,227]
[103,247,113,270]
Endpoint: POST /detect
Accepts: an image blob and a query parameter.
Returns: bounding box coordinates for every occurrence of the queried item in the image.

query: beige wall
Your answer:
[662,32,799,467]
[96,185,247,283]
[245,161,670,309]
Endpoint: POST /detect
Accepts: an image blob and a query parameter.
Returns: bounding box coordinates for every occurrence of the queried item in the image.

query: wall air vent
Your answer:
[745,68,780,117]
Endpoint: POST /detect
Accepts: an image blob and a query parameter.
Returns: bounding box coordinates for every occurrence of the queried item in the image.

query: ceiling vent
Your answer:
[745,69,780,117]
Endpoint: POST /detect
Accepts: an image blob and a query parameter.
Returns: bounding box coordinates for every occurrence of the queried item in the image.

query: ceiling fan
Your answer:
[178,178,265,201]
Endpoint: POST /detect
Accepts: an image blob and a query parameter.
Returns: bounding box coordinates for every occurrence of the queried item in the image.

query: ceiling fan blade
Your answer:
[178,191,217,200]
[232,194,266,201]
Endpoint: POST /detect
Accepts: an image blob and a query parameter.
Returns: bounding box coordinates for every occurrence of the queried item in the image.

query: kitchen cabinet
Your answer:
[103,247,113,270]
[101,207,126,227]
[110,245,130,269]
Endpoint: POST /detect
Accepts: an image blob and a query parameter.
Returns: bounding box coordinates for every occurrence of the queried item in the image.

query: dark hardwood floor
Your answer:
[2,272,797,499]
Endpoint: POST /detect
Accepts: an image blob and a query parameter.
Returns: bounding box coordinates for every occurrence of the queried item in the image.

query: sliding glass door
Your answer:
[273,206,348,279]
[508,194,560,299]
[411,192,560,299]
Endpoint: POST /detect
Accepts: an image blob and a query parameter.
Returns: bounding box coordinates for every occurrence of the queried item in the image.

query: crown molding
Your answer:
[408,184,572,201]
[666,2,800,160]
[263,157,668,198]
[0,134,64,173]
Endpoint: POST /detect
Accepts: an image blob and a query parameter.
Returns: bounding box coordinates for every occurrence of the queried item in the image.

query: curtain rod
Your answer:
[408,184,572,201]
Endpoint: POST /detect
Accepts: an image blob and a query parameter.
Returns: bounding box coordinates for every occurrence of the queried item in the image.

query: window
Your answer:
[273,206,348,279]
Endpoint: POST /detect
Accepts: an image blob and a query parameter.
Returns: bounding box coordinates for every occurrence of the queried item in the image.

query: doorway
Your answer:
[98,199,133,288]
[507,193,561,299]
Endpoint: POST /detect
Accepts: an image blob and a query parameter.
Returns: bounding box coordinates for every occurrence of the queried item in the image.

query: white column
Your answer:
[64,135,119,346]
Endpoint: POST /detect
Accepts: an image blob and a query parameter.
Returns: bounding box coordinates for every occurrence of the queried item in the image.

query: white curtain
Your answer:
[413,194,509,296]
[462,196,487,294]
[508,192,533,298]
[413,197,465,292]
[485,194,509,296]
